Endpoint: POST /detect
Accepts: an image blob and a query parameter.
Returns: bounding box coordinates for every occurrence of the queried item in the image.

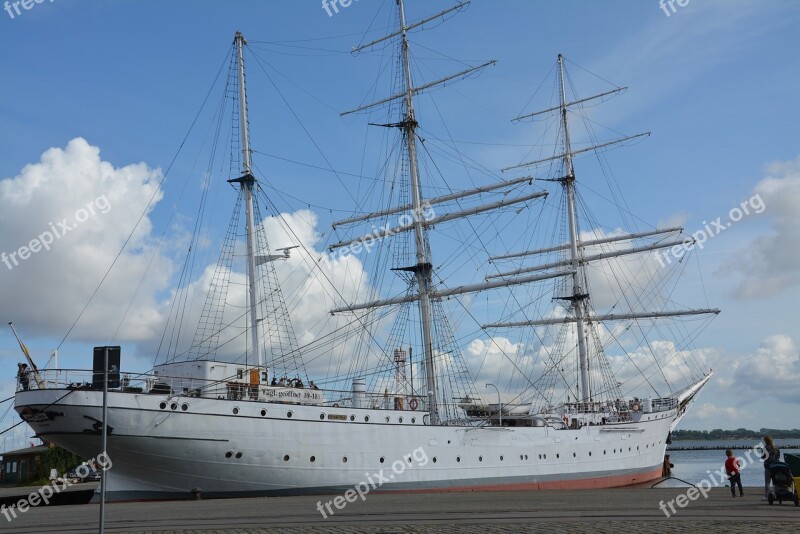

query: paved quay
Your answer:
[1,487,797,533]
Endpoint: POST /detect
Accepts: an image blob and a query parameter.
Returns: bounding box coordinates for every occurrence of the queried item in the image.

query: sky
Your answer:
[1,0,798,448]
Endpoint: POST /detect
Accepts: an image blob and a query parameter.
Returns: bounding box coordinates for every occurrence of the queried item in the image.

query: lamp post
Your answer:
[485,383,501,426]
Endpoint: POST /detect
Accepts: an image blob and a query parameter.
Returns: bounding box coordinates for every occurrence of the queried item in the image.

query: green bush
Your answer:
[34,445,84,480]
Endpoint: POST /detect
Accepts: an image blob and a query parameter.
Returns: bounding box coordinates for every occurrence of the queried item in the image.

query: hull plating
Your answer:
[16,389,671,500]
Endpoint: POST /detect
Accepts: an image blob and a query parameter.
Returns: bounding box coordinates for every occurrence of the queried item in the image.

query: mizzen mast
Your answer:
[228,31,263,369]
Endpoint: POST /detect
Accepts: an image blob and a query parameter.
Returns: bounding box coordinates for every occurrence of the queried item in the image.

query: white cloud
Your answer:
[0,139,379,382]
[607,340,715,397]
[730,334,800,404]
[0,138,172,342]
[133,207,379,379]
[689,402,748,422]
[721,155,800,298]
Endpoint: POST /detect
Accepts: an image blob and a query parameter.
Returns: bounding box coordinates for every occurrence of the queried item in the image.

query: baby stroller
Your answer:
[767,461,799,506]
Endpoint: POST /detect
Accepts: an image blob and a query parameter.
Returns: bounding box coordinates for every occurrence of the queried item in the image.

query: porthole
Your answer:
[380,457,385,463]
[457,456,461,462]
[589,451,592,456]
[572,452,576,458]
[407,457,412,464]
[556,454,559,459]
[411,417,416,423]
[287,411,293,418]
[235,452,242,459]
[538,454,542,459]
[524,454,528,460]
[283,455,290,462]
[320,413,325,420]
[365,415,370,422]
[181,403,189,411]
[500,456,504,461]
[342,456,348,463]
[310,456,316,463]
[261,409,267,416]
[159,402,167,410]
[628,447,631,452]
[398,417,403,423]
[543,454,547,459]
[225,451,233,458]
[170,402,178,410]
[385,416,390,423]
[604,450,607,455]
[479,456,483,462]
[613,449,616,453]
[232,407,239,415]
[520,455,524,460]
[350,414,355,421]
[432,457,437,463]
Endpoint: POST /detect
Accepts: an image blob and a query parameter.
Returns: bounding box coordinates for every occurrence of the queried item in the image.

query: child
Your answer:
[725,449,743,497]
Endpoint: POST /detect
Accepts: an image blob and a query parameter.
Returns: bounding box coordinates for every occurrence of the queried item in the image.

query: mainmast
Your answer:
[557,54,591,403]
[397,0,438,425]
[230,31,263,369]
[332,2,579,423]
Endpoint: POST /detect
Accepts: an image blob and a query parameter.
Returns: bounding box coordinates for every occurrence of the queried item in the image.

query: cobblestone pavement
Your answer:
[5,487,799,533]
[117,524,800,534]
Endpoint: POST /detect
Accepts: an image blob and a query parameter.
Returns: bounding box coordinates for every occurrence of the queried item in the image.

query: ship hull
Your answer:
[15,388,672,501]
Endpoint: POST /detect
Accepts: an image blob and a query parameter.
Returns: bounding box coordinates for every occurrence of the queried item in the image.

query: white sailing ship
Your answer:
[14,1,718,500]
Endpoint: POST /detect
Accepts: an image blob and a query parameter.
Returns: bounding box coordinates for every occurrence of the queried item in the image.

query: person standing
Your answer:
[17,363,30,391]
[725,449,743,497]
[762,435,781,500]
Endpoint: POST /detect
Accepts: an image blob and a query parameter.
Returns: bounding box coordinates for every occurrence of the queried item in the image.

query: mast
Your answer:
[557,54,591,403]
[398,0,438,425]
[232,31,263,369]
[487,56,720,383]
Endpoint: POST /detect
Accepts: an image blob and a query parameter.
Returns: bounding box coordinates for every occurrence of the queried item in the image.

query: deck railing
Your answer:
[15,368,427,411]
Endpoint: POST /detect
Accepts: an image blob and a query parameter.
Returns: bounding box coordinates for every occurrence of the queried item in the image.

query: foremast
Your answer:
[396,0,439,425]
[557,54,592,403]
[228,31,263,369]
[485,54,720,406]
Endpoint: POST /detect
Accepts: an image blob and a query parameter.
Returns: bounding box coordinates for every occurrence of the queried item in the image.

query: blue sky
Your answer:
[1,0,799,447]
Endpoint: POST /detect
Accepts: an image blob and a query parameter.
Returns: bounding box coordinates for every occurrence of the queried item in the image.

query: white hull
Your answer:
[16,388,673,500]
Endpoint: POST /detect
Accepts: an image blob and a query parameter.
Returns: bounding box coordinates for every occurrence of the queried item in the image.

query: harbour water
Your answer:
[662,439,799,488]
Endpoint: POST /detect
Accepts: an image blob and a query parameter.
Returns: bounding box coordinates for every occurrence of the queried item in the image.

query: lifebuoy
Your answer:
[409,398,419,410]
[631,403,640,412]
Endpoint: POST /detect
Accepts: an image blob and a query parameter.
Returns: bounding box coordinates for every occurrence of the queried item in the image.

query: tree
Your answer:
[35,445,84,480]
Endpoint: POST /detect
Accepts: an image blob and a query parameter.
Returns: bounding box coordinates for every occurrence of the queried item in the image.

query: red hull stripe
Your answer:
[383,467,664,493]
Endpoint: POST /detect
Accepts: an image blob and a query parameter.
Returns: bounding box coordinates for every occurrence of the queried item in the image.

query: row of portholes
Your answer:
[158,402,419,425]
[233,407,269,417]
[275,447,662,465]
[159,401,189,411]
[157,401,660,455]
[224,451,243,459]
[315,412,417,424]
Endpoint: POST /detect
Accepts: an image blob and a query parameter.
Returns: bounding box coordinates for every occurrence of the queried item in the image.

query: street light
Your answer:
[485,383,501,426]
